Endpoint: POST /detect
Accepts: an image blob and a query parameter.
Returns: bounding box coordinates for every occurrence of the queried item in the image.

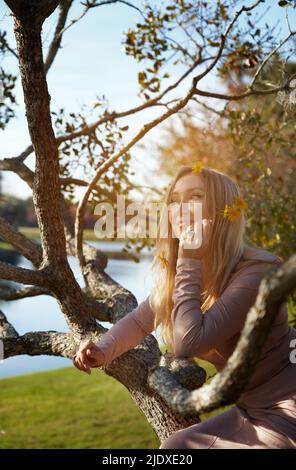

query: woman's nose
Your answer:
[170,203,198,225]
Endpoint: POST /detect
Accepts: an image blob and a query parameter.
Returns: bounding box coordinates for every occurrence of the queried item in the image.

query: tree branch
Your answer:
[250,28,296,89]
[194,73,296,101]
[0,261,46,286]
[1,326,75,359]
[44,0,73,75]
[0,216,42,268]
[0,285,51,300]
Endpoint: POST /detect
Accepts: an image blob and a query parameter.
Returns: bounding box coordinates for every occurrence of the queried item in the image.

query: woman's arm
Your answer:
[172,256,278,358]
[95,294,155,364]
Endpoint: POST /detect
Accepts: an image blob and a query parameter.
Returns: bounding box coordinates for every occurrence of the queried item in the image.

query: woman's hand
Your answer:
[72,339,106,375]
[177,218,212,260]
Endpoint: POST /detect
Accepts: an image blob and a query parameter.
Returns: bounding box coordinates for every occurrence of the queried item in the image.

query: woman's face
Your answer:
[168,173,209,238]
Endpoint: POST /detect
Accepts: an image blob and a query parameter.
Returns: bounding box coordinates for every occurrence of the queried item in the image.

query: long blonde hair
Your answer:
[149,165,255,354]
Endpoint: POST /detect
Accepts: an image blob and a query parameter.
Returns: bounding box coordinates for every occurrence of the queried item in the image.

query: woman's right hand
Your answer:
[72,339,106,375]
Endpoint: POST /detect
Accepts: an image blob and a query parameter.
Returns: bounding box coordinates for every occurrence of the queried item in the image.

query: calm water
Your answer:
[0,241,159,378]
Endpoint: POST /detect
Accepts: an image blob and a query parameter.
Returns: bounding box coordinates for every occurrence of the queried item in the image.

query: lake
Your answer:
[0,241,161,378]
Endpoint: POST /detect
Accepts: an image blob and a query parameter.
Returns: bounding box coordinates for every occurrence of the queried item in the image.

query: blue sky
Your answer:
[0,0,295,200]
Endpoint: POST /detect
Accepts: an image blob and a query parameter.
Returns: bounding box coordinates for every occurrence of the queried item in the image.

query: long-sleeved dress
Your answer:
[94,247,296,449]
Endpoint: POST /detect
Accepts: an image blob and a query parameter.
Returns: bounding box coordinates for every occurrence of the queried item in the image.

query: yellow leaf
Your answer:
[233,196,248,210]
[191,160,204,174]
[158,250,169,269]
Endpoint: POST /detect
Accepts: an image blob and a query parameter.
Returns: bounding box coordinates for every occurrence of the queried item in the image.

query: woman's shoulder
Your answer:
[241,245,282,265]
[229,245,282,285]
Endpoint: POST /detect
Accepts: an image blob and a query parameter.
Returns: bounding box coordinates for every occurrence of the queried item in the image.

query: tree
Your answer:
[0,0,296,446]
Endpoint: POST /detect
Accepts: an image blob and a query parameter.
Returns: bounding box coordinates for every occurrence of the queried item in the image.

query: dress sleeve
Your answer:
[94,295,155,365]
[172,256,277,358]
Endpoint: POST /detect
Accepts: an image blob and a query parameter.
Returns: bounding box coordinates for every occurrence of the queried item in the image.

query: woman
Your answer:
[73,166,296,448]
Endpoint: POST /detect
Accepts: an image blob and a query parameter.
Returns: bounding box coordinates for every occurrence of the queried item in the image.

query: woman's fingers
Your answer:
[73,355,88,373]
[73,339,105,374]
[78,353,91,374]
[73,351,91,374]
[86,347,105,367]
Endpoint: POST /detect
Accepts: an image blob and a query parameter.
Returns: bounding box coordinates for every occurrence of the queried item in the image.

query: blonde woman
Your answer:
[73,166,296,449]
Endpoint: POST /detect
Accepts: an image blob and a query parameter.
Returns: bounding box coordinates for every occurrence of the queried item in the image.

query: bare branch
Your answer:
[48,0,143,50]
[190,97,226,117]
[0,157,34,186]
[1,323,75,358]
[191,0,265,85]
[44,0,73,75]
[0,285,51,300]
[60,177,117,203]
[0,261,45,286]
[148,254,296,416]
[250,29,296,89]
[0,216,42,267]
[85,0,143,15]
[194,72,296,101]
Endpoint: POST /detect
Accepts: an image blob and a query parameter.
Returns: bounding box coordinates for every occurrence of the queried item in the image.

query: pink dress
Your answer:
[95,247,296,448]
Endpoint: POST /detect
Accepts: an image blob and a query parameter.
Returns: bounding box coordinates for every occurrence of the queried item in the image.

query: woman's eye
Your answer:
[189,195,202,201]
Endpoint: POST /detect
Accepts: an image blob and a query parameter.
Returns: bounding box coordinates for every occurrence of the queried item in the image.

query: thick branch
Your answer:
[148,254,296,416]
[0,261,46,286]
[0,216,42,267]
[0,156,34,186]
[0,285,51,300]
[2,331,75,358]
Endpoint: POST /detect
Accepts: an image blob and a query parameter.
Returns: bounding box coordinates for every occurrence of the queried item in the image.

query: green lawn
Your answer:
[0,357,228,449]
[0,366,160,449]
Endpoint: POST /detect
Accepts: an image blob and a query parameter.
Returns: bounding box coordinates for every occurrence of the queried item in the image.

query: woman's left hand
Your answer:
[177,218,212,260]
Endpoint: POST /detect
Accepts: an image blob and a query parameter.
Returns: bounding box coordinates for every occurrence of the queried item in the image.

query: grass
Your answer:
[0,226,129,251]
[0,366,160,449]
[0,355,228,449]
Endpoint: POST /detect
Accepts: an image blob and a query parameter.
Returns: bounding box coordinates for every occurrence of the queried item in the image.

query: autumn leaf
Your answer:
[158,250,169,268]
[191,160,204,173]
